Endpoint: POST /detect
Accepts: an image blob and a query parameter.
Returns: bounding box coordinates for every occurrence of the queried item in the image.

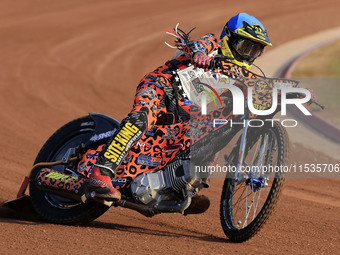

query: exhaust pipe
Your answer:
[116,190,193,217]
[34,168,193,212]
[35,168,88,203]
[35,168,114,207]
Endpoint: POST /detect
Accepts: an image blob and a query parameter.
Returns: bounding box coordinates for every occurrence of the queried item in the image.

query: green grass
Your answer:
[292,40,340,78]
[292,40,340,127]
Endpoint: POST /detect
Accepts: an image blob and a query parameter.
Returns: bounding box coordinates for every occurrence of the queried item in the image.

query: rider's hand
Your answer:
[192,52,210,71]
[306,88,316,106]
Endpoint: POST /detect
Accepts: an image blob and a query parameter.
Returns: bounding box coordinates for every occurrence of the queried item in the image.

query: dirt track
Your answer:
[0,0,339,254]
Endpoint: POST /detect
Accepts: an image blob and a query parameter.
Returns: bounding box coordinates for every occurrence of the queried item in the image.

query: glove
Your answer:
[306,88,316,106]
[192,52,210,70]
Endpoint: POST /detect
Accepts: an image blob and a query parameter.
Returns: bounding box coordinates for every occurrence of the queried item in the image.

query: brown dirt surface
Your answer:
[0,0,339,254]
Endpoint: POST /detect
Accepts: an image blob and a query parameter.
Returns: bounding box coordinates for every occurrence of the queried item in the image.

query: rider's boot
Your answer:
[86,112,148,201]
[184,194,210,214]
[87,164,121,201]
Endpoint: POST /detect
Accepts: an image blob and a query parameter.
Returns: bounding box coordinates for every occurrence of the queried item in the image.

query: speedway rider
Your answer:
[87,13,273,214]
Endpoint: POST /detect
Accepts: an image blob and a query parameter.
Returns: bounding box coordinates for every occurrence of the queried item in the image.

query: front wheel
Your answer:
[29,116,110,225]
[220,121,288,242]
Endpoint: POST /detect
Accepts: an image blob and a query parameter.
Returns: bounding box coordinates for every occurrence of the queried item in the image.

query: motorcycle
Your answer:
[3,55,318,242]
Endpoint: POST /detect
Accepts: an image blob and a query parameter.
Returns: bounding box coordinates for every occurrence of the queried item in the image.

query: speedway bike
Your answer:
[5,56,312,242]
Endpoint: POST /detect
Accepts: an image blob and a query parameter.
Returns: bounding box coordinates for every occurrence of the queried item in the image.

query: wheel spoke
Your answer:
[251,135,262,165]
[253,187,262,220]
[220,122,287,242]
[232,130,276,228]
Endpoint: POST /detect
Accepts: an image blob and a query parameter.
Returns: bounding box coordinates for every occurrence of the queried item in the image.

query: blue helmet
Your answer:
[220,13,271,68]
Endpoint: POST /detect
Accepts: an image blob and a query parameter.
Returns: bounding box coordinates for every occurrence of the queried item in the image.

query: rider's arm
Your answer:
[186,34,218,57]
[183,34,218,70]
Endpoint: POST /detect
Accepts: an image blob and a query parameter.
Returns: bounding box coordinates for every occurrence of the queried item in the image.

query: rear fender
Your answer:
[86,113,120,146]
[17,113,120,198]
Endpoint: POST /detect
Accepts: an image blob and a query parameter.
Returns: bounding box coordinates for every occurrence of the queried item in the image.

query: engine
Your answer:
[130,160,203,205]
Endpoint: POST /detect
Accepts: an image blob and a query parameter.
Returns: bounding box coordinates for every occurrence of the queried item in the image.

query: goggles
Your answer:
[232,37,264,62]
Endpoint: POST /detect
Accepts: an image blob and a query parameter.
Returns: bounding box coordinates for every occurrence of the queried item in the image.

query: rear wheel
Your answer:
[29,116,110,225]
[220,121,288,242]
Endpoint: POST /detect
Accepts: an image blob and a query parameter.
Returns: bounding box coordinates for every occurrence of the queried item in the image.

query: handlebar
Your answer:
[210,55,325,111]
[286,92,325,110]
[310,100,325,110]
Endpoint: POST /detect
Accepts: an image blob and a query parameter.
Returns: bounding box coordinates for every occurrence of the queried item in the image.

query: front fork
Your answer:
[234,120,249,182]
[234,120,268,184]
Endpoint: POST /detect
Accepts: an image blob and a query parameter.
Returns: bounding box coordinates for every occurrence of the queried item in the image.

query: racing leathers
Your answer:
[87,33,219,201]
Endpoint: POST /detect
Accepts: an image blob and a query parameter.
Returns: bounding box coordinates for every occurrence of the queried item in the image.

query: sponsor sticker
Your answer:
[46,172,77,183]
[146,126,157,136]
[104,123,141,163]
[89,130,116,142]
[162,128,180,140]
[274,82,293,89]
[162,144,183,153]
[137,87,157,99]
[111,178,127,186]
[136,141,152,149]
[137,154,162,167]
[135,100,151,106]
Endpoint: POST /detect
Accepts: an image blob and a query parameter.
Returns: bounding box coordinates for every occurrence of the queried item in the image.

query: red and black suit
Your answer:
[99,34,219,174]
